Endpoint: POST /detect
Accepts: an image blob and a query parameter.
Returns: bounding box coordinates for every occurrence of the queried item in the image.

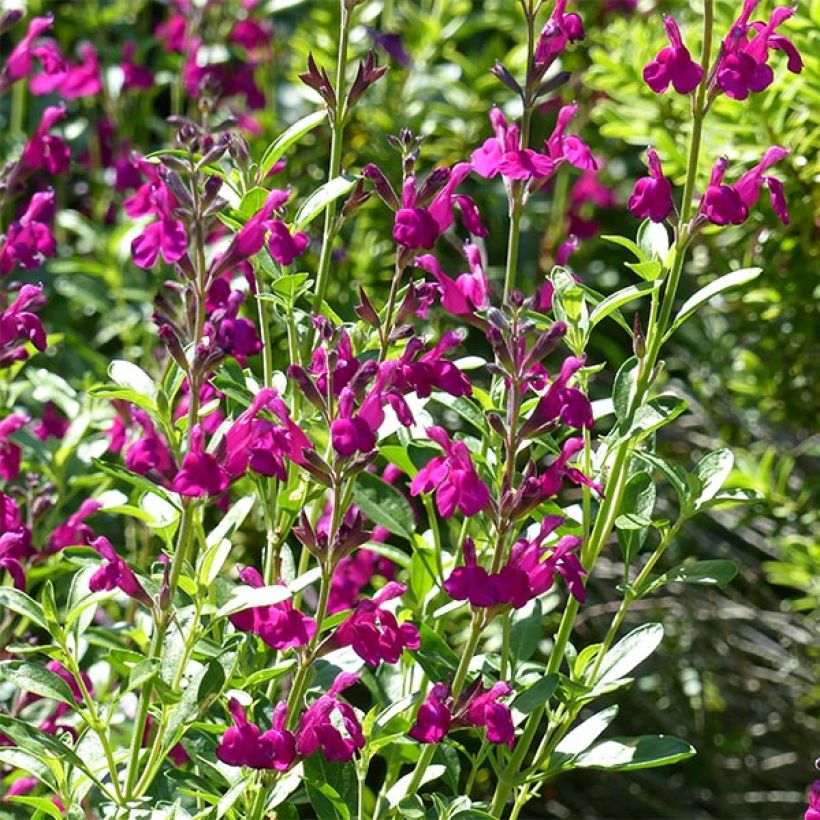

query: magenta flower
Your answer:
[394,331,472,399]
[628,147,675,223]
[415,243,489,318]
[733,145,790,224]
[33,402,69,441]
[46,499,101,554]
[443,538,499,608]
[643,16,703,94]
[522,355,594,436]
[0,191,57,275]
[335,582,420,666]
[700,157,747,226]
[0,284,47,367]
[131,184,187,269]
[410,680,515,748]
[523,437,604,507]
[296,673,365,762]
[805,780,820,820]
[717,2,802,101]
[4,15,64,84]
[308,329,360,397]
[393,163,475,249]
[0,413,28,481]
[545,104,597,171]
[463,682,515,748]
[52,43,101,99]
[328,549,395,614]
[124,408,176,484]
[229,567,317,651]
[121,41,154,90]
[1,494,33,591]
[267,220,309,266]
[217,698,296,771]
[21,105,70,175]
[89,536,152,606]
[172,425,230,497]
[472,108,554,182]
[410,426,491,518]
[409,683,452,743]
[534,0,585,68]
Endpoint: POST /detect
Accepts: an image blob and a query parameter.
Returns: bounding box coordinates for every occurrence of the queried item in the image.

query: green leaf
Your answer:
[0,661,76,706]
[270,272,312,300]
[88,385,158,413]
[206,494,255,548]
[555,705,619,755]
[303,755,358,820]
[258,110,327,178]
[617,472,656,565]
[0,748,59,793]
[510,599,542,664]
[8,794,65,820]
[589,281,659,329]
[92,459,177,505]
[305,781,351,820]
[216,584,291,618]
[593,623,664,687]
[612,356,639,424]
[514,674,558,714]
[600,234,646,262]
[386,765,447,808]
[294,175,358,231]
[574,734,695,770]
[379,445,418,478]
[624,395,688,441]
[665,268,762,340]
[624,259,663,281]
[636,219,669,260]
[634,451,690,507]
[0,588,48,630]
[692,449,734,506]
[651,559,739,591]
[413,624,459,683]
[430,392,488,434]
[353,471,415,541]
[108,360,157,403]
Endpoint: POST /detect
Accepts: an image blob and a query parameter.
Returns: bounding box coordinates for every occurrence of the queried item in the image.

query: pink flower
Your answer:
[234,189,292,256]
[172,425,230,497]
[33,402,69,441]
[54,43,101,99]
[0,191,57,275]
[534,0,585,68]
[0,284,47,366]
[267,220,309,265]
[21,105,70,174]
[805,780,820,820]
[522,356,594,436]
[121,41,154,90]
[463,682,515,748]
[328,549,395,614]
[124,408,176,483]
[131,184,187,269]
[415,243,489,318]
[717,2,802,101]
[394,331,472,399]
[229,567,317,651]
[5,15,64,83]
[733,145,790,224]
[335,582,420,666]
[296,673,364,762]
[89,536,152,606]
[545,104,597,171]
[643,16,703,94]
[410,426,491,518]
[409,683,452,743]
[217,698,296,771]
[700,157,747,225]
[47,499,101,553]
[628,147,675,222]
[0,493,33,591]
[443,538,499,608]
[308,329,360,397]
[472,109,553,181]
[0,414,28,481]
[156,13,188,53]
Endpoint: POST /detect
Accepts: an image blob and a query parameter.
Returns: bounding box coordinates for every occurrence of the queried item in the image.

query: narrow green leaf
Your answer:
[612,357,639,424]
[259,110,327,178]
[413,624,459,683]
[514,674,558,714]
[556,705,619,755]
[600,234,646,262]
[589,281,660,329]
[0,588,48,630]
[574,734,695,770]
[386,765,446,808]
[206,494,255,548]
[653,559,739,590]
[594,623,664,687]
[624,395,688,441]
[353,471,415,540]
[108,360,157,402]
[0,661,77,706]
[636,219,669,260]
[216,584,291,618]
[294,175,357,231]
[665,268,762,340]
[692,449,734,506]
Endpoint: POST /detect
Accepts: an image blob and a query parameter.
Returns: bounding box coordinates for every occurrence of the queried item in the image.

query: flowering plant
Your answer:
[0,1,809,818]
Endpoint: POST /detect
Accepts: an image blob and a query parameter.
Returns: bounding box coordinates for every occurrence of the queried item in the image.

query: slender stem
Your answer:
[309,1,352,324]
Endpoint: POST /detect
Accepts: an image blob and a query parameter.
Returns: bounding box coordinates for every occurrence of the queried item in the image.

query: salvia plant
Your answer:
[0,0,807,818]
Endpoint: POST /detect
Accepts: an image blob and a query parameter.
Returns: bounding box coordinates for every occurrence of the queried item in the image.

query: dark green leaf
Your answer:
[353,471,415,540]
[612,357,639,424]
[0,661,77,706]
[294,175,357,231]
[617,472,656,565]
[510,599,542,664]
[514,674,558,714]
[692,449,734,506]
[413,624,459,683]
[593,623,664,687]
[0,588,48,630]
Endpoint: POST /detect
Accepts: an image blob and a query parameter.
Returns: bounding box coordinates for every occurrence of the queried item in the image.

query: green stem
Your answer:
[309,1,352,326]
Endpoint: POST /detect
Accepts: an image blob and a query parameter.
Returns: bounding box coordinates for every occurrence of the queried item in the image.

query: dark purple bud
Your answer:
[487,412,507,439]
[354,286,380,327]
[159,154,189,173]
[158,324,189,371]
[350,360,380,395]
[0,9,24,33]
[202,175,224,206]
[287,365,326,412]
[417,167,451,206]
[362,164,399,210]
[535,71,572,99]
[301,450,334,487]
[347,51,388,108]
[487,307,510,333]
[160,168,194,210]
[228,134,251,169]
[491,61,523,98]
[488,326,513,370]
[198,136,230,168]
[523,321,568,369]
[633,313,645,359]
[389,324,414,342]
[341,178,372,219]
